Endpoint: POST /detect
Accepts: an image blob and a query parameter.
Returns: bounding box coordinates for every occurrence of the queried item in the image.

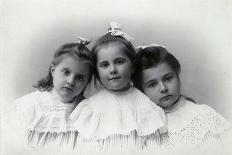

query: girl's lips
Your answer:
[108,77,121,80]
[62,87,73,92]
[160,95,172,101]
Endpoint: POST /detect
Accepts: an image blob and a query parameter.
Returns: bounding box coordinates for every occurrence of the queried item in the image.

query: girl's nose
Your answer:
[67,76,75,87]
[159,82,168,94]
[109,65,117,75]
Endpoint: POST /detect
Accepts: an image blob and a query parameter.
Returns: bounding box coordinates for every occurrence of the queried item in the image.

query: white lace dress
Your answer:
[159,96,231,155]
[68,87,167,154]
[11,90,81,154]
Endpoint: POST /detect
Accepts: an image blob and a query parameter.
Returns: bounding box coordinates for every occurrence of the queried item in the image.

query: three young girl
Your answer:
[12,22,230,155]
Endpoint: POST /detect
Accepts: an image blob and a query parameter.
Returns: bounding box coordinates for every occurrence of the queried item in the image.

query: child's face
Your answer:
[141,62,180,109]
[51,56,91,102]
[96,43,133,92]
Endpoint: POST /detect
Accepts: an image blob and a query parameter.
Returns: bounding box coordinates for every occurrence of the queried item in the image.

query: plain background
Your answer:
[1,0,232,154]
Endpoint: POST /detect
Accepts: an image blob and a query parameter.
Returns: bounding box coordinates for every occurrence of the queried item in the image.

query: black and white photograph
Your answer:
[1,0,232,155]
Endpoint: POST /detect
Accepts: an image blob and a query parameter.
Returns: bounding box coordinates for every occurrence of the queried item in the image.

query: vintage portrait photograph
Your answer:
[1,0,232,155]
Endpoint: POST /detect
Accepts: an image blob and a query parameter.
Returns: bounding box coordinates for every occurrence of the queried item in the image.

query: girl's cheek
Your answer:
[149,88,159,98]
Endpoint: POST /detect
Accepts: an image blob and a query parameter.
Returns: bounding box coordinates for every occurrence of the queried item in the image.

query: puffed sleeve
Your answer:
[69,99,101,138]
[200,104,231,135]
[14,91,39,127]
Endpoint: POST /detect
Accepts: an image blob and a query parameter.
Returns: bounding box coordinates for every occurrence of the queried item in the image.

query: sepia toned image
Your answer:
[1,0,232,155]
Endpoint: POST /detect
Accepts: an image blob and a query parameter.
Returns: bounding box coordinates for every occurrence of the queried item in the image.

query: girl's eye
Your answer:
[75,75,85,82]
[147,81,157,88]
[115,58,125,65]
[63,70,70,76]
[99,62,109,68]
[163,75,173,82]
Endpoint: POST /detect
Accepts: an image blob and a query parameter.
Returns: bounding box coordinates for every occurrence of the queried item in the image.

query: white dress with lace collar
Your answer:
[158,96,231,155]
[68,87,167,151]
[14,90,77,146]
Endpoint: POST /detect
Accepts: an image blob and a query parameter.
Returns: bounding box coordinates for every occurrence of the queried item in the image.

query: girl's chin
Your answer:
[159,101,174,109]
[61,96,75,103]
[107,83,131,92]
[59,93,75,102]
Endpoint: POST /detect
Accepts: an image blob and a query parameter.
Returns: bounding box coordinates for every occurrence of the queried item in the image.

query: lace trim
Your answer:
[164,111,230,146]
[38,105,74,112]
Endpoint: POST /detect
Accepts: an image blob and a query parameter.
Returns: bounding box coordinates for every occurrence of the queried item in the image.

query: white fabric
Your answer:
[69,87,166,140]
[14,90,77,145]
[158,96,231,155]
[11,90,230,155]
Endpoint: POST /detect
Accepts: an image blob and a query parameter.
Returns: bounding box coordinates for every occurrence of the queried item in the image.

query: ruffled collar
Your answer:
[69,87,166,139]
[27,90,83,132]
[101,86,134,96]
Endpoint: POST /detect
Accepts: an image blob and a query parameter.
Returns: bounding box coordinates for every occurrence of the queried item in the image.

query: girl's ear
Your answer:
[51,64,55,77]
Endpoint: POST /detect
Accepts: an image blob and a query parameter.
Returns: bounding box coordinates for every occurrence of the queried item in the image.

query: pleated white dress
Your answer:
[11,90,82,155]
[68,87,167,155]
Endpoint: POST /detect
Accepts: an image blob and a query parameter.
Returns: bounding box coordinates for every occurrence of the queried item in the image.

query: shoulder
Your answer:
[180,97,227,119]
[70,90,109,115]
[124,87,152,104]
[130,87,164,111]
[197,104,231,134]
[14,91,40,102]
[173,96,202,114]
[13,90,52,116]
[169,96,231,135]
[69,98,92,120]
[12,91,44,127]
[13,91,42,108]
[171,97,222,120]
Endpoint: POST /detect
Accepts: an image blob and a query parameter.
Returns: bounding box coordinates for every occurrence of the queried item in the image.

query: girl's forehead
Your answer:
[98,42,124,51]
[142,63,174,80]
[56,56,91,73]
[97,43,128,59]
[57,55,88,66]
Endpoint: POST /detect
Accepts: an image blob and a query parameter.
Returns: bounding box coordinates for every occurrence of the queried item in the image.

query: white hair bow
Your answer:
[137,43,166,50]
[77,37,92,45]
[108,22,133,42]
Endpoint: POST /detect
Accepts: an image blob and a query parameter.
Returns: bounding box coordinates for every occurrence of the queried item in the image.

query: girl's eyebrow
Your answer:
[115,56,126,59]
[163,72,174,77]
[115,57,126,60]
[61,67,70,70]
[98,60,107,63]
[98,60,108,65]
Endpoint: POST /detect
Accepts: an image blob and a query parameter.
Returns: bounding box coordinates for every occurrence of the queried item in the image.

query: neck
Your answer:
[51,89,76,104]
[164,95,181,112]
[107,84,131,94]
[61,97,75,103]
